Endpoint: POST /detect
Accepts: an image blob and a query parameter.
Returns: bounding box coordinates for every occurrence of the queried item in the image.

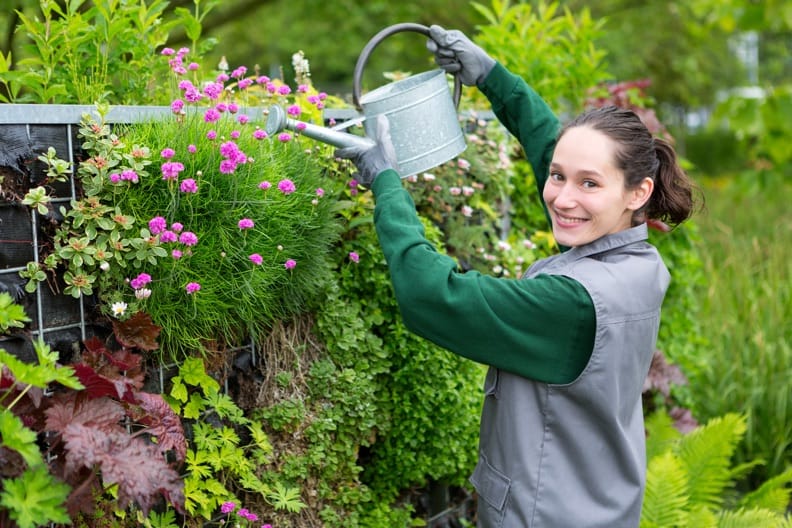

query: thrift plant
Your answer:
[26,48,345,358]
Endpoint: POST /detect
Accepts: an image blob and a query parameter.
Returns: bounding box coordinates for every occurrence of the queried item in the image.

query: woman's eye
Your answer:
[550,172,563,181]
[582,180,598,188]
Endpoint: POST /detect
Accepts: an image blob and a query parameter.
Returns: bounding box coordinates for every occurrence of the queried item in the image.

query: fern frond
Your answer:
[717,507,790,528]
[739,466,792,513]
[645,410,683,462]
[677,413,746,509]
[687,505,718,528]
[641,451,689,527]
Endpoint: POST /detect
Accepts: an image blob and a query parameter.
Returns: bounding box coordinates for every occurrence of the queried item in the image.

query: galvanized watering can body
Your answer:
[265,23,466,178]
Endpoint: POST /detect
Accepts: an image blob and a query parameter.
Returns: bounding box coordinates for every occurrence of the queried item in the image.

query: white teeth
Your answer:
[556,212,586,223]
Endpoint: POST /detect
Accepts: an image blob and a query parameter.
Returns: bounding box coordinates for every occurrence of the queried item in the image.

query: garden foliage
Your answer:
[1,0,788,526]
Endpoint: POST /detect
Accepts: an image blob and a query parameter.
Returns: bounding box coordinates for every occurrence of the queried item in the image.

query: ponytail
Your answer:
[644,138,697,227]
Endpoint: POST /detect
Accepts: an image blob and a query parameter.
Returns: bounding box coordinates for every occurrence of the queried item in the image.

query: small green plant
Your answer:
[164,356,301,522]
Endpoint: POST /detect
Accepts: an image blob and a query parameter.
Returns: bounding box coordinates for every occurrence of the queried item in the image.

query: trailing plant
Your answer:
[641,411,792,527]
[163,356,293,524]
[0,295,185,526]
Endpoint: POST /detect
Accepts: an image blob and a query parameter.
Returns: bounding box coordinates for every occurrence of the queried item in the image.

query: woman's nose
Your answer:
[553,182,577,208]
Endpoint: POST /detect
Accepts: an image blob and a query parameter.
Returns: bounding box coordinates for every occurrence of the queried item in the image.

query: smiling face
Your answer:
[543,126,653,248]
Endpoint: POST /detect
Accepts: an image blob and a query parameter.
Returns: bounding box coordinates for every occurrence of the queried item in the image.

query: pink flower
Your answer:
[109,173,121,184]
[349,251,360,263]
[130,273,152,290]
[253,129,267,140]
[121,170,138,182]
[315,188,325,197]
[203,82,223,99]
[161,47,175,56]
[180,178,198,193]
[171,249,183,259]
[148,216,167,234]
[220,502,235,514]
[258,181,272,190]
[188,144,197,153]
[170,99,184,114]
[161,161,185,180]
[231,66,247,78]
[204,108,221,123]
[179,231,198,246]
[220,141,239,158]
[461,205,473,217]
[206,130,217,140]
[170,222,183,233]
[238,78,253,90]
[249,253,263,265]
[238,218,254,230]
[230,130,241,139]
[185,282,201,294]
[296,122,307,131]
[237,114,249,124]
[188,62,199,71]
[227,103,239,114]
[219,159,237,174]
[284,259,296,270]
[278,179,296,194]
[278,133,292,142]
[287,104,301,116]
[278,85,291,96]
[160,148,175,159]
[160,230,178,243]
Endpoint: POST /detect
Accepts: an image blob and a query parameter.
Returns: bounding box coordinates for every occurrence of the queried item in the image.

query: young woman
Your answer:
[336,25,696,528]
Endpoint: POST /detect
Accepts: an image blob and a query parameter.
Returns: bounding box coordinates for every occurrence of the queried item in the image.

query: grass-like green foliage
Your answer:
[106,114,342,358]
[687,175,792,485]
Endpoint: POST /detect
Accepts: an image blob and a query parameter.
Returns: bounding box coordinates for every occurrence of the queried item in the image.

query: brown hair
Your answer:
[559,105,697,227]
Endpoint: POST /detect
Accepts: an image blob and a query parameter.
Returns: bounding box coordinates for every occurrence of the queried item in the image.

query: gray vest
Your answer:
[470,224,670,527]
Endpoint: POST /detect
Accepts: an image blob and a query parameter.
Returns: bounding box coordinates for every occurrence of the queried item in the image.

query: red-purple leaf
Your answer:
[131,392,187,462]
[62,423,185,514]
[112,312,161,351]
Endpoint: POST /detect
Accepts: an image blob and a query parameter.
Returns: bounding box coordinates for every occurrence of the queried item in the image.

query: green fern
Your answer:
[642,452,690,527]
[641,412,792,528]
[678,413,746,509]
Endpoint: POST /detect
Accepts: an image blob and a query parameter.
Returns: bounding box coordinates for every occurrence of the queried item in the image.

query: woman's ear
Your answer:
[628,176,654,211]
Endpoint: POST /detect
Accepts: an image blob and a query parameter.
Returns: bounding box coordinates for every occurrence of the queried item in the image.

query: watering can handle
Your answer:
[352,23,463,112]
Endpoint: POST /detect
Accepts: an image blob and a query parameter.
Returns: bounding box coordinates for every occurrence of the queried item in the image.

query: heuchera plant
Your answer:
[0,305,185,524]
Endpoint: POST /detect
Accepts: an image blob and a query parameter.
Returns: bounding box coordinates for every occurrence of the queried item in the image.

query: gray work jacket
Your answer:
[470,224,670,527]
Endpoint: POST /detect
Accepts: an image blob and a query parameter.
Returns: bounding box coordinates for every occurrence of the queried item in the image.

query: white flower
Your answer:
[135,288,152,300]
[422,173,436,181]
[111,301,127,318]
[461,205,473,217]
[497,240,512,252]
[99,261,110,271]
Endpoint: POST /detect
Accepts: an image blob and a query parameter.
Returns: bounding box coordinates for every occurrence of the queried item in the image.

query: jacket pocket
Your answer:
[470,452,511,526]
[483,367,500,399]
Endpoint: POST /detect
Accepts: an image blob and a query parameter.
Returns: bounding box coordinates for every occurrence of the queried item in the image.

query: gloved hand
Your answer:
[426,24,496,86]
[335,114,399,188]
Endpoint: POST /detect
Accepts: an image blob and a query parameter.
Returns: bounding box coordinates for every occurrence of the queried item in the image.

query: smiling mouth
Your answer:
[554,211,589,226]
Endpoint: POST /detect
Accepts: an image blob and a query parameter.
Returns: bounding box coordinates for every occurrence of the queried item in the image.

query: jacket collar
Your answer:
[564,223,649,260]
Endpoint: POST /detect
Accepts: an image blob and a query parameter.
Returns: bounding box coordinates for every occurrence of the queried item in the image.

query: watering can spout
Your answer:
[265,105,375,150]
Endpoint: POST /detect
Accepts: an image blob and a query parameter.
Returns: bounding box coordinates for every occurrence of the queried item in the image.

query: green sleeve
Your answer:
[372,170,595,384]
[479,62,561,237]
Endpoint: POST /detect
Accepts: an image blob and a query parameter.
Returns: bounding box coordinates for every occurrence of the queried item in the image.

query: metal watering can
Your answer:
[265,23,466,178]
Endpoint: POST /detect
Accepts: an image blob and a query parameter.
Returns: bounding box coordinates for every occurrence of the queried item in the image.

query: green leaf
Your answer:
[0,292,31,330]
[0,410,44,467]
[0,465,72,528]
